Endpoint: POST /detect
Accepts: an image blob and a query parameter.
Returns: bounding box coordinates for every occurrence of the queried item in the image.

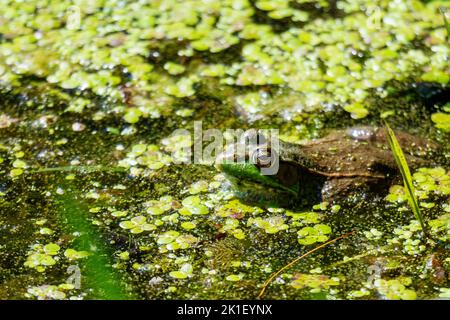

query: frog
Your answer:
[215,126,440,206]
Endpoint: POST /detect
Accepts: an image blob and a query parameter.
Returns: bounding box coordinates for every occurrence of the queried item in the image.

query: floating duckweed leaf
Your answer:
[188,181,209,194]
[118,144,172,174]
[111,210,128,218]
[201,64,226,77]
[297,224,332,245]
[43,243,60,255]
[286,211,321,224]
[428,214,450,242]
[344,103,369,119]
[421,70,449,85]
[380,110,395,119]
[313,202,328,211]
[216,199,262,218]
[431,112,450,132]
[439,288,450,298]
[180,196,209,215]
[27,285,68,300]
[374,278,417,300]
[119,216,156,234]
[123,107,143,124]
[291,274,340,292]
[182,196,201,207]
[170,271,188,279]
[231,229,246,240]
[161,134,193,153]
[165,77,196,97]
[250,216,289,234]
[420,202,435,209]
[235,92,263,115]
[226,274,243,282]
[39,227,53,235]
[181,221,196,230]
[157,231,197,252]
[387,167,450,205]
[12,159,26,168]
[146,196,174,215]
[131,144,147,156]
[388,219,432,255]
[164,62,186,75]
[64,249,89,260]
[157,231,180,245]
[10,168,24,177]
[24,247,58,272]
[385,185,407,203]
[180,263,193,275]
[443,204,450,213]
[348,289,371,298]
[118,251,130,260]
[363,228,383,240]
[175,108,194,117]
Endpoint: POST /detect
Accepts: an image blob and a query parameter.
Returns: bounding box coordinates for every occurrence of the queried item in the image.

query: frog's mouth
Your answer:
[217,162,299,201]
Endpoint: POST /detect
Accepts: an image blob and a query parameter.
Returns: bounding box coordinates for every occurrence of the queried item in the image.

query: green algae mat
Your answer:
[0,0,449,300]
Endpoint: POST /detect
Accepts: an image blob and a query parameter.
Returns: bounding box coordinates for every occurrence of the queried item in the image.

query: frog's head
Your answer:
[215,132,304,204]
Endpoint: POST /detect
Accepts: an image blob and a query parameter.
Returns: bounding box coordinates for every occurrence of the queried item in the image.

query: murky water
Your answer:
[0,0,449,300]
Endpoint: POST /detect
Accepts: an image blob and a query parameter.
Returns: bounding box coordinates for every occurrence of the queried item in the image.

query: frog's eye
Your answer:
[252,147,274,168]
[256,133,267,145]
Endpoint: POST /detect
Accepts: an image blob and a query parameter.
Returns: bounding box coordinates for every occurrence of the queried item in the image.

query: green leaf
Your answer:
[384,122,427,235]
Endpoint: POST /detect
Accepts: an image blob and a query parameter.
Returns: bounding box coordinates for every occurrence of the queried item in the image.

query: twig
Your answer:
[257,231,354,299]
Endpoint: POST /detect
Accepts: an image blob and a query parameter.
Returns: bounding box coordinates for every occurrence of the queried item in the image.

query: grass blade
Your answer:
[441,7,449,43]
[384,121,428,235]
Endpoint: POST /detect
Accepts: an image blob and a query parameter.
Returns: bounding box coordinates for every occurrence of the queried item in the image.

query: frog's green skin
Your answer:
[216,127,439,206]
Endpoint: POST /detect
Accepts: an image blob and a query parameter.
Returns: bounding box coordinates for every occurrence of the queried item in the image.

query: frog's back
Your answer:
[300,126,437,179]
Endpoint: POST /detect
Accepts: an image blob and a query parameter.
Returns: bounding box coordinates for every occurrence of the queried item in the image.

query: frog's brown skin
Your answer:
[273,126,439,202]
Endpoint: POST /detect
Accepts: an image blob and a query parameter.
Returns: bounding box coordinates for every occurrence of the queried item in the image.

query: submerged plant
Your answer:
[54,182,132,300]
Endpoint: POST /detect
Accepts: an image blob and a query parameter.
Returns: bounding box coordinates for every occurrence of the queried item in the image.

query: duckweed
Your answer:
[225,274,243,282]
[119,216,156,234]
[24,243,61,272]
[297,224,332,245]
[290,274,340,292]
[431,112,450,132]
[156,230,198,252]
[216,199,262,218]
[64,249,89,260]
[249,216,289,234]
[145,196,174,215]
[27,285,73,300]
[439,288,450,298]
[0,0,446,123]
[170,263,194,279]
[386,167,450,205]
[179,196,209,215]
[118,144,173,175]
[374,277,417,300]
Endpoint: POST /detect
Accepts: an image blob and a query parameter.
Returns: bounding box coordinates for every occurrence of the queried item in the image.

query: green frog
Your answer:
[216,126,440,206]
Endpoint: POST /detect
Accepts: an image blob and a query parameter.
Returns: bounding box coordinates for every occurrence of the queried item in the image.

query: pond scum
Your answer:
[0,0,449,300]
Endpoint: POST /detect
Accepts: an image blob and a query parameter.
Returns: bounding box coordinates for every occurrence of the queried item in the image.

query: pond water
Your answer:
[0,0,449,300]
